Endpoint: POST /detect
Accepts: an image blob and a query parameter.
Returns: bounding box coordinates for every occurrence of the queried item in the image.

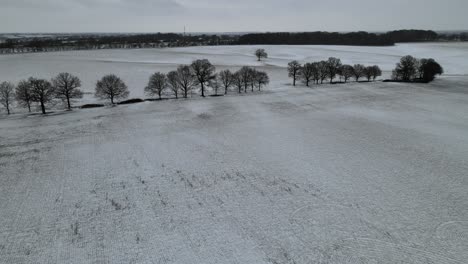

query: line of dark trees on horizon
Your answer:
[0,59,270,115]
[0,29,465,55]
[0,33,238,54]
[239,30,440,46]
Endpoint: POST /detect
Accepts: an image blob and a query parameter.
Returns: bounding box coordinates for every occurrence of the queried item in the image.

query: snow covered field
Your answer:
[1,44,468,263]
[1,43,468,103]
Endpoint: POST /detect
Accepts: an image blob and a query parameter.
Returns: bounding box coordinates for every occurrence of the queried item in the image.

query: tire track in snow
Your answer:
[328,237,464,264]
[428,221,468,260]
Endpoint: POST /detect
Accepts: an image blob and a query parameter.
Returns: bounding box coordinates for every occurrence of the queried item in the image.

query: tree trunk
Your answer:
[27,101,31,112]
[67,96,71,110]
[111,96,114,104]
[40,100,46,114]
[293,76,296,86]
[201,83,205,97]
[6,102,10,115]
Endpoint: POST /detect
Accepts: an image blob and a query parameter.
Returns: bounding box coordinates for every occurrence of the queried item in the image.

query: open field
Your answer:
[1,44,468,263]
[1,42,468,104]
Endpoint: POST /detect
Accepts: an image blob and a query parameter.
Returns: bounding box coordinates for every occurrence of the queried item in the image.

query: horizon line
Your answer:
[1,29,468,35]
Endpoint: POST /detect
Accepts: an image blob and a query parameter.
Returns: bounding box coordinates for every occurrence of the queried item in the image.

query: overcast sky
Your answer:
[0,0,467,33]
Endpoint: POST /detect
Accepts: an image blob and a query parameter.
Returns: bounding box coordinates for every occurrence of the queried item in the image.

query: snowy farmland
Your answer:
[1,42,468,104]
[1,44,468,263]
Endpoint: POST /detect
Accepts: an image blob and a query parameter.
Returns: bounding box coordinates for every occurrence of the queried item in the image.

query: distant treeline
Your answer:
[238,30,440,46]
[0,29,464,55]
[0,33,238,54]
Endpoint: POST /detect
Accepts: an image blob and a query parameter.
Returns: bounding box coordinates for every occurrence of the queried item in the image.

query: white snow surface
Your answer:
[1,43,468,103]
[1,44,468,263]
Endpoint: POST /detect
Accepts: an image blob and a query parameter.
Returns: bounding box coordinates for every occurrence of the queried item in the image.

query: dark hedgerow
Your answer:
[81,104,105,109]
[117,98,144,105]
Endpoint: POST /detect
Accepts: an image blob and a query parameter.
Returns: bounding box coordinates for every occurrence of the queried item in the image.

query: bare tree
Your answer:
[393,55,418,81]
[300,63,315,86]
[339,65,354,83]
[326,57,342,83]
[176,65,196,98]
[364,66,374,82]
[232,72,243,94]
[371,65,382,81]
[238,66,253,93]
[255,49,268,61]
[418,59,443,82]
[52,72,83,110]
[0,81,15,115]
[30,78,55,114]
[311,62,321,84]
[353,64,366,82]
[95,74,129,104]
[167,71,180,99]
[318,61,329,84]
[237,66,250,93]
[218,70,234,95]
[288,60,302,86]
[250,68,258,92]
[391,70,401,81]
[145,72,167,100]
[209,74,222,95]
[191,59,216,97]
[400,56,442,83]
[254,71,270,91]
[15,80,33,112]
[416,59,426,79]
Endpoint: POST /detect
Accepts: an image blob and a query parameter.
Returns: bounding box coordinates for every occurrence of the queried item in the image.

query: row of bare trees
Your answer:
[0,59,270,115]
[391,55,443,83]
[0,73,83,115]
[144,59,270,100]
[288,58,382,87]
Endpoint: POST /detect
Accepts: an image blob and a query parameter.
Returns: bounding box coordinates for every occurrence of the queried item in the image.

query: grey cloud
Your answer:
[0,0,69,8]
[0,0,467,33]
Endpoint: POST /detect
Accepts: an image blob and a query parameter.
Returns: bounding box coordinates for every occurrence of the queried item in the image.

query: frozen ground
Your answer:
[0,42,468,104]
[1,77,468,263]
[1,44,468,263]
